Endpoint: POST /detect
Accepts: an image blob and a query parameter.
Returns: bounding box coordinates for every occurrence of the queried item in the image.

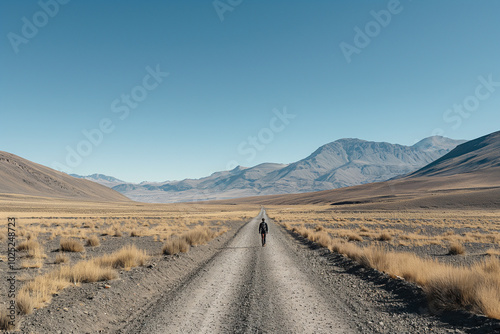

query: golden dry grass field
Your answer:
[2,194,500,329]
[0,194,258,330]
[267,205,500,319]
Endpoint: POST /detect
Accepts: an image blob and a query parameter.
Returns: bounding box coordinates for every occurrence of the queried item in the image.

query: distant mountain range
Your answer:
[73,136,466,203]
[225,130,500,208]
[0,152,129,202]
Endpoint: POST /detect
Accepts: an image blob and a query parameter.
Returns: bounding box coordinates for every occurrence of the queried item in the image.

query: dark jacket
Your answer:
[259,221,268,234]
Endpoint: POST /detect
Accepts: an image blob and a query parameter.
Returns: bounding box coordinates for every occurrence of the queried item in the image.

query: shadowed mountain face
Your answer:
[98,136,464,203]
[216,130,500,209]
[0,152,130,202]
[409,130,500,178]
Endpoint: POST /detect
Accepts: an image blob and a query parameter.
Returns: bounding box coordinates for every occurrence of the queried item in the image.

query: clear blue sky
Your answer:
[1,1,499,183]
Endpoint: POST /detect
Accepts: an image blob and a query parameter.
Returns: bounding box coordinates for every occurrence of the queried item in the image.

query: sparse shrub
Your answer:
[348,233,363,242]
[163,238,190,255]
[183,227,222,246]
[448,242,466,255]
[16,244,148,315]
[60,260,117,283]
[60,238,84,252]
[17,240,38,252]
[378,232,392,241]
[55,253,69,264]
[16,289,36,315]
[17,240,45,259]
[184,228,208,246]
[86,235,100,247]
[424,258,500,318]
[97,245,148,269]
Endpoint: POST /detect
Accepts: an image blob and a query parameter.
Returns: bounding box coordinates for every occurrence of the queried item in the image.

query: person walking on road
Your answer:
[259,218,269,247]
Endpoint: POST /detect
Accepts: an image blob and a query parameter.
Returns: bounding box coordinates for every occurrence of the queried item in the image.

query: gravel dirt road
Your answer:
[121,209,500,334]
[123,209,352,333]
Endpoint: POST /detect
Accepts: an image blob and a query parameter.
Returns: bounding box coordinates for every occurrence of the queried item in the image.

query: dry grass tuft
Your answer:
[163,238,190,255]
[16,244,148,314]
[17,240,45,259]
[378,232,392,241]
[113,229,123,237]
[448,242,466,255]
[16,289,37,315]
[60,238,84,252]
[17,240,38,252]
[96,245,148,270]
[86,235,100,247]
[284,223,500,320]
[0,309,16,331]
[161,226,225,255]
[183,227,217,246]
[55,253,69,264]
[424,258,500,318]
[347,233,363,242]
[60,260,118,283]
[130,230,141,237]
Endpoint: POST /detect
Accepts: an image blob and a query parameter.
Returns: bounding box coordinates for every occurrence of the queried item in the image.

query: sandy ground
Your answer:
[14,209,500,333]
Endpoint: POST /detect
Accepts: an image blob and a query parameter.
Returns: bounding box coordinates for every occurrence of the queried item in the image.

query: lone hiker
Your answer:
[259,218,269,247]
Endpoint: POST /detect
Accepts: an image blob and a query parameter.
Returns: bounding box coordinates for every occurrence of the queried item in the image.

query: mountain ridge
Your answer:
[213,130,500,209]
[75,135,465,203]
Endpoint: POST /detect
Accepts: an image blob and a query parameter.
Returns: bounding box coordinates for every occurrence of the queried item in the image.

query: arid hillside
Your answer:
[0,151,129,202]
